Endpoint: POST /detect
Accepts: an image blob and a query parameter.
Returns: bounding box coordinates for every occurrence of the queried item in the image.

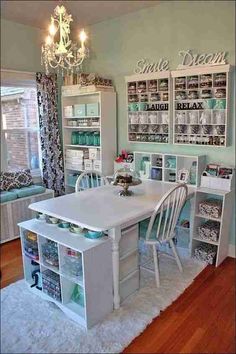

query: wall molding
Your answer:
[228,244,236,258]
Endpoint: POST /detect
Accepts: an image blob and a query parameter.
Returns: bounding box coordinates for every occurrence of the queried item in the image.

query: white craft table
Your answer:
[29,180,195,309]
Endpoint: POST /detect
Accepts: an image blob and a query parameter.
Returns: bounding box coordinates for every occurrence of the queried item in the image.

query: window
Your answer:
[1,86,41,175]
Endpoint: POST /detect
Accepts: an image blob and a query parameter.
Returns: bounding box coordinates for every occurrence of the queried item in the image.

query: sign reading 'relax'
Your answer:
[178,49,227,69]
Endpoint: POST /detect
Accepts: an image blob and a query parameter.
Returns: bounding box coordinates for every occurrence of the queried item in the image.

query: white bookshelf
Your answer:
[190,187,234,266]
[133,151,206,187]
[61,88,116,193]
[172,64,230,147]
[19,219,113,329]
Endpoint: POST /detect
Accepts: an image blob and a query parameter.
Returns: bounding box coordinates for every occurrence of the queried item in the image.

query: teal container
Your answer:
[138,102,148,111]
[71,131,78,145]
[129,103,138,111]
[78,131,85,145]
[93,132,100,146]
[204,99,215,109]
[214,99,226,109]
[86,103,99,116]
[85,132,94,146]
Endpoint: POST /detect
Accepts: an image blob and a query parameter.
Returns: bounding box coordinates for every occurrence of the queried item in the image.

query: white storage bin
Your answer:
[66,156,83,163]
[119,269,140,303]
[64,106,73,117]
[120,224,139,258]
[93,160,101,172]
[66,149,84,158]
[201,174,234,191]
[66,163,84,170]
[119,250,138,281]
[84,160,93,170]
[89,148,100,160]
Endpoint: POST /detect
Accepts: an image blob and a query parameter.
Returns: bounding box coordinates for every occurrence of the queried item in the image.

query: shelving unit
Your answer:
[133,151,206,187]
[125,71,171,144]
[172,64,230,146]
[19,219,113,329]
[190,187,234,266]
[61,87,116,193]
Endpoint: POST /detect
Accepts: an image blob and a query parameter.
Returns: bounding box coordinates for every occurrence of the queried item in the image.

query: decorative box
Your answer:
[84,159,93,170]
[199,199,222,219]
[73,104,86,117]
[86,103,99,117]
[64,106,73,117]
[66,149,84,158]
[93,160,101,171]
[89,148,100,160]
[198,220,220,242]
[194,243,217,265]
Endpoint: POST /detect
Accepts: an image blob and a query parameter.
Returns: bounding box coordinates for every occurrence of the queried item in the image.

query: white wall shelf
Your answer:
[62,88,117,193]
[172,64,230,147]
[19,218,113,329]
[125,72,171,144]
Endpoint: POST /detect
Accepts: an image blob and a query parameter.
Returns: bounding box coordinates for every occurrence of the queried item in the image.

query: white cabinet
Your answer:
[62,88,117,193]
[190,187,234,266]
[19,219,113,329]
[172,64,230,147]
[125,72,171,144]
[133,151,206,187]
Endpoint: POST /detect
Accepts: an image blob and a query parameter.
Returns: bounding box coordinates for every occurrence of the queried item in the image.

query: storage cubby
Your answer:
[172,65,230,147]
[62,89,116,193]
[133,151,206,187]
[126,72,170,144]
[190,188,234,266]
[18,219,113,329]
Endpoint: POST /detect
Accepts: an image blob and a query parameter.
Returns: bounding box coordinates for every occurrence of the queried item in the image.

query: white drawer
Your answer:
[120,269,140,303]
[120,224,139,258]
[119,250,138,281]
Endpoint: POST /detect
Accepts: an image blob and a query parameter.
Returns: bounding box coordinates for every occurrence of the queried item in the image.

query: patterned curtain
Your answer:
[36,73,64,196]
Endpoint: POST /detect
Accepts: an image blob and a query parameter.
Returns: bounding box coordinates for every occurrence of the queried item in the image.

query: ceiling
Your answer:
[1,1,158,29]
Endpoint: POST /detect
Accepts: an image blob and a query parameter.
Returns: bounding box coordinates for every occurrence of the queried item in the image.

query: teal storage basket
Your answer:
[86,103,99,116]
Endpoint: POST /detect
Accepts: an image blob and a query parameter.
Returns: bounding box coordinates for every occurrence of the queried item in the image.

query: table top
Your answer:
[29,180,195,231]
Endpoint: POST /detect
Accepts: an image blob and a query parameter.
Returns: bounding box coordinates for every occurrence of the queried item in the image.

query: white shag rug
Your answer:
[1,251,205,354]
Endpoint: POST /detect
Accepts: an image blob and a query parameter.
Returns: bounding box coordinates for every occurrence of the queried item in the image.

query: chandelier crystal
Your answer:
[41,5,89,75]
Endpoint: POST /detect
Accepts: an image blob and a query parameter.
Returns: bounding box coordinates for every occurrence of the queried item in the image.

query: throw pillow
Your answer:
[0,172,5,191]
[2,171,18,191]
[15,169,33,188]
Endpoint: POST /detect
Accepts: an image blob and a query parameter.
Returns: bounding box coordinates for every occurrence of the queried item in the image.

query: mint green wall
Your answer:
[1,19,43,72]
[86,0,235,244]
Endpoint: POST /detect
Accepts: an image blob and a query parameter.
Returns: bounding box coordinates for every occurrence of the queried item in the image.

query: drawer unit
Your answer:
[120,224,139,258]
[119,269,140,303]
[119,250,138,281]
[66,149,84,158]
[74,104,86,117]
[86,103,99,117]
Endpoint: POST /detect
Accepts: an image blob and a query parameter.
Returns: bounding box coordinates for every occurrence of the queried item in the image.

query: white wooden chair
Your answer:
[141,183,188,287]
[75,170,109,192]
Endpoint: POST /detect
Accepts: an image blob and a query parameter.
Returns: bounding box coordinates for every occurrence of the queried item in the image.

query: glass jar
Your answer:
[85,132,94,146]
[93,132,100,146]
[71,131,78,145]
[78,131,85,145]
[169,172,176,182]
[190,161,197,185]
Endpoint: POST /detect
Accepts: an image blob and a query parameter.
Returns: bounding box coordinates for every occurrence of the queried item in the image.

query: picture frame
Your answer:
[177,168,190,183]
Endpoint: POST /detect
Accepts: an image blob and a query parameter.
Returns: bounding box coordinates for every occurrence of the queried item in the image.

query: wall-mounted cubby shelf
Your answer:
[125,72,171,144]
[19,219,113,329]
[172,65,230,147]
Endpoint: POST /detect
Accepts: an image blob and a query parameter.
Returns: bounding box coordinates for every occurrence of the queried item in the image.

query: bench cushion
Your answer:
[0,190,18,203]
[11,185,46,198]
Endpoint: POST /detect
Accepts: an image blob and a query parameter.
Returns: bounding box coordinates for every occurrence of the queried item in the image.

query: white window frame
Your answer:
[1,69,42,179]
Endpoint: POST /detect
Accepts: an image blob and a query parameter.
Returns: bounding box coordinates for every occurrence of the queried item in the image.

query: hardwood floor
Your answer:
[0,239,235,353]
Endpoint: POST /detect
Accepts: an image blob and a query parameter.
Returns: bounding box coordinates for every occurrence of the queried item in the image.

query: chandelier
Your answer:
[41,5,89,75]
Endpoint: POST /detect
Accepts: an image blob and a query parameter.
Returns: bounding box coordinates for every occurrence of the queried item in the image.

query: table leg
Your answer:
[108,226,121,310]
